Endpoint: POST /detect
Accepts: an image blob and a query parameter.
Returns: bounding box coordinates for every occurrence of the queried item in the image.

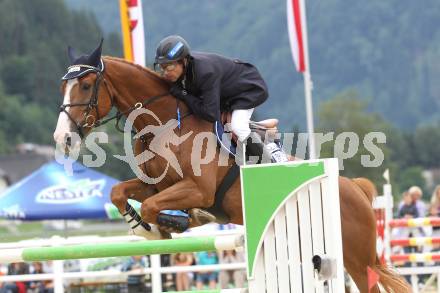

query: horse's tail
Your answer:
[352,177,377,204]
[373,256,412,292]
[352,178,412,291]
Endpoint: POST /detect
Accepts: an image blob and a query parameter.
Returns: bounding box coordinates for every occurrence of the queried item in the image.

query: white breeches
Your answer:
[231,108,254,142]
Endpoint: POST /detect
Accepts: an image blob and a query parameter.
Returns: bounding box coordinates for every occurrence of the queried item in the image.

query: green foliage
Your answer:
[0,0,439,185]
[317,90,394,185]
[316,91,433,194]
[393,166,427,198]
[0,0,121,152]
[412,124,440,168]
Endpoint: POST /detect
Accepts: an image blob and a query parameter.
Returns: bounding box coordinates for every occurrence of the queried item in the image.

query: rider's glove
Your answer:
[169,83,188,100]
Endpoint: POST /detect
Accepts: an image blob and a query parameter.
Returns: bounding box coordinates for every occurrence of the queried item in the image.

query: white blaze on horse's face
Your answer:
[54,79,81,152]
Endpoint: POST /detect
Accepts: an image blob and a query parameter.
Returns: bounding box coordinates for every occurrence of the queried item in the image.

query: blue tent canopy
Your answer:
[0,161,122,220]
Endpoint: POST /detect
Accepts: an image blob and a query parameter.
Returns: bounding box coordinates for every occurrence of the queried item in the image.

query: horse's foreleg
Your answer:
[110,178,157,214]
[140,178,208,232]
[110,178,167,240]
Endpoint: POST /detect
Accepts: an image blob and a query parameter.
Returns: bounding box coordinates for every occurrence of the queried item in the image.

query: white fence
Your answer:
[0,227,244,293]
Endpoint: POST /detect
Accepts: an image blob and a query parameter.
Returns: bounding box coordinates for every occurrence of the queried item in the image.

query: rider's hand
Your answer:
[169,83,187,100]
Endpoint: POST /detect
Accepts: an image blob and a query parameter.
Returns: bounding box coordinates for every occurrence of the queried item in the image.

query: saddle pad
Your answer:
[215,121,237,156]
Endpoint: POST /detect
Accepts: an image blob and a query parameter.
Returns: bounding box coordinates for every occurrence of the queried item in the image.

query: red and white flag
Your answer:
[127,0,145,66]
[286,0,307,72]
[120,0,145,66]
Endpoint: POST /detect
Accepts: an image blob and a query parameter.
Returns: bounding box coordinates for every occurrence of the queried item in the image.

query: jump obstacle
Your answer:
[374,187,440,265]
[389,217,440,228]
[0,235,243,263]
[373,183,440,293]
[0,159,345,293]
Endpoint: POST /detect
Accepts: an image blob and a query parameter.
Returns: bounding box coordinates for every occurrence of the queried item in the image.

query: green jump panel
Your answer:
[240,162,325,279]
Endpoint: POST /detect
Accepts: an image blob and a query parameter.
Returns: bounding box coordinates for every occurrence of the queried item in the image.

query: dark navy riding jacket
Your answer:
[176,52,268,122]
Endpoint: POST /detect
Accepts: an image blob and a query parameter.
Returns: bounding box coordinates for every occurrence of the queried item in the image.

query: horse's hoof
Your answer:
[130,224,164,240]
[188,208,217,226]
[158,227,173,239]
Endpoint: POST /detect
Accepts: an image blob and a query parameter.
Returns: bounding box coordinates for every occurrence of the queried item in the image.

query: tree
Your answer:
[412,123,440,168]
[316,90,395,185]
[0,0,122,151]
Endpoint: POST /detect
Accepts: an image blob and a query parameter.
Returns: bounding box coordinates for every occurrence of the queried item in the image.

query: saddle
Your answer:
[207,113,295,224]
[216,112,281,157]
[220,112,279,146]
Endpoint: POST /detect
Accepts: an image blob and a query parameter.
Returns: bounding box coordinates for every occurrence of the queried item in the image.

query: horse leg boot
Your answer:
[157,208,216,232]
[141,178,213,234]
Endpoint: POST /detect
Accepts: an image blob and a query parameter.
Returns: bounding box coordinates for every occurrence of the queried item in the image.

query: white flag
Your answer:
[286,0,307,72]
[128,0,145,66]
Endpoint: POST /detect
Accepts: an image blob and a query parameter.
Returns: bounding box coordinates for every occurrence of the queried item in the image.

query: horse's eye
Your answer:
[82,83,91,91]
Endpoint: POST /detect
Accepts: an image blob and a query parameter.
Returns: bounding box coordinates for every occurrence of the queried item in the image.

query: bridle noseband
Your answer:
[60,66,113,138]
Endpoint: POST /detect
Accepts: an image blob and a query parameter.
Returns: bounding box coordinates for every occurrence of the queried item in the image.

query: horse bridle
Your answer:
[60,65,191,140]
[59,66,114,138]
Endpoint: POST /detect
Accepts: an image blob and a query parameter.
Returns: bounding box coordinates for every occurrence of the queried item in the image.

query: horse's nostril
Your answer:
[66,135,72,147]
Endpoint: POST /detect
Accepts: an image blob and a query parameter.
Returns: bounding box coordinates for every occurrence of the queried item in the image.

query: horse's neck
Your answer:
[103,58,177,128]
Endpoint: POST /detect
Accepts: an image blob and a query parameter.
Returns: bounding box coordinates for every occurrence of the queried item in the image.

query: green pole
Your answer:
[22,236,218,261]
[168,290,222,293]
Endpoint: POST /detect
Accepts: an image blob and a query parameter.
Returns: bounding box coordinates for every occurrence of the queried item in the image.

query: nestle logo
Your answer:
[36,179,105,204]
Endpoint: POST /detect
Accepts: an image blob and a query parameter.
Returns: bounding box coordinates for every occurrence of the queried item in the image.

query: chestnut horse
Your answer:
[54,55,410,292]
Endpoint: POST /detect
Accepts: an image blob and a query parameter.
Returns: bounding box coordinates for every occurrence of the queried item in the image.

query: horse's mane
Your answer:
[103,56,170,88]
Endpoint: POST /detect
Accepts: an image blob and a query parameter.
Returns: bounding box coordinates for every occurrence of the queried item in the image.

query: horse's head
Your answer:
[54,40,113,153]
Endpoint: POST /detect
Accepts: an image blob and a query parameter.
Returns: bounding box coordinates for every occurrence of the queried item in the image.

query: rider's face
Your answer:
[160,61,184,82]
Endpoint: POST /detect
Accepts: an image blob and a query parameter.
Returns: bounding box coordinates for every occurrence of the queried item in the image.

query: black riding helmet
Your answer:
[154,35,190,68]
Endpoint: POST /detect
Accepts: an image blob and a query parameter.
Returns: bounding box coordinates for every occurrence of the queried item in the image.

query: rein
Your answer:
[60,69,114,138]
[60,66,192,139]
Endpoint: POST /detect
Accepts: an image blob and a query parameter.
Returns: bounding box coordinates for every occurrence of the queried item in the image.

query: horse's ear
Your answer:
[89,38,104,66]
[67,46,77,63]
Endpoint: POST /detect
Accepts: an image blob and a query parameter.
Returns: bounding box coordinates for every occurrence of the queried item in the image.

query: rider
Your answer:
[154,35,286,163]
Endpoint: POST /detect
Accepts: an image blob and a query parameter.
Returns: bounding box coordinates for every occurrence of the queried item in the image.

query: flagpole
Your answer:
[304,72,316,159]
[300,0,316,159]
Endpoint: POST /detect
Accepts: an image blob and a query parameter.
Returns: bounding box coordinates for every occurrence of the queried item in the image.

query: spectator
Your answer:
[121,256,148,293]
[408,186,426,217]
[0,270,4,292]
[195,252,218,290]
[430,185,440,216]
[173,253,194,291]
[161,255,175,291]
[0,262,29,293]
[393,192,423,252]
[218,250,246,289]
[398,192,418,219]
[28,262,54,293]
[430,185,440,251]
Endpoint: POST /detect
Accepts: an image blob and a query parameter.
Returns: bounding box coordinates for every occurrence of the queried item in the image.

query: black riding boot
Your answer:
[245,132,272,164]
[244,132,289,164]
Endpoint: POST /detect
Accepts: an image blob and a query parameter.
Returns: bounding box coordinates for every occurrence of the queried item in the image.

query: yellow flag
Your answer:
[119,0,133,62]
